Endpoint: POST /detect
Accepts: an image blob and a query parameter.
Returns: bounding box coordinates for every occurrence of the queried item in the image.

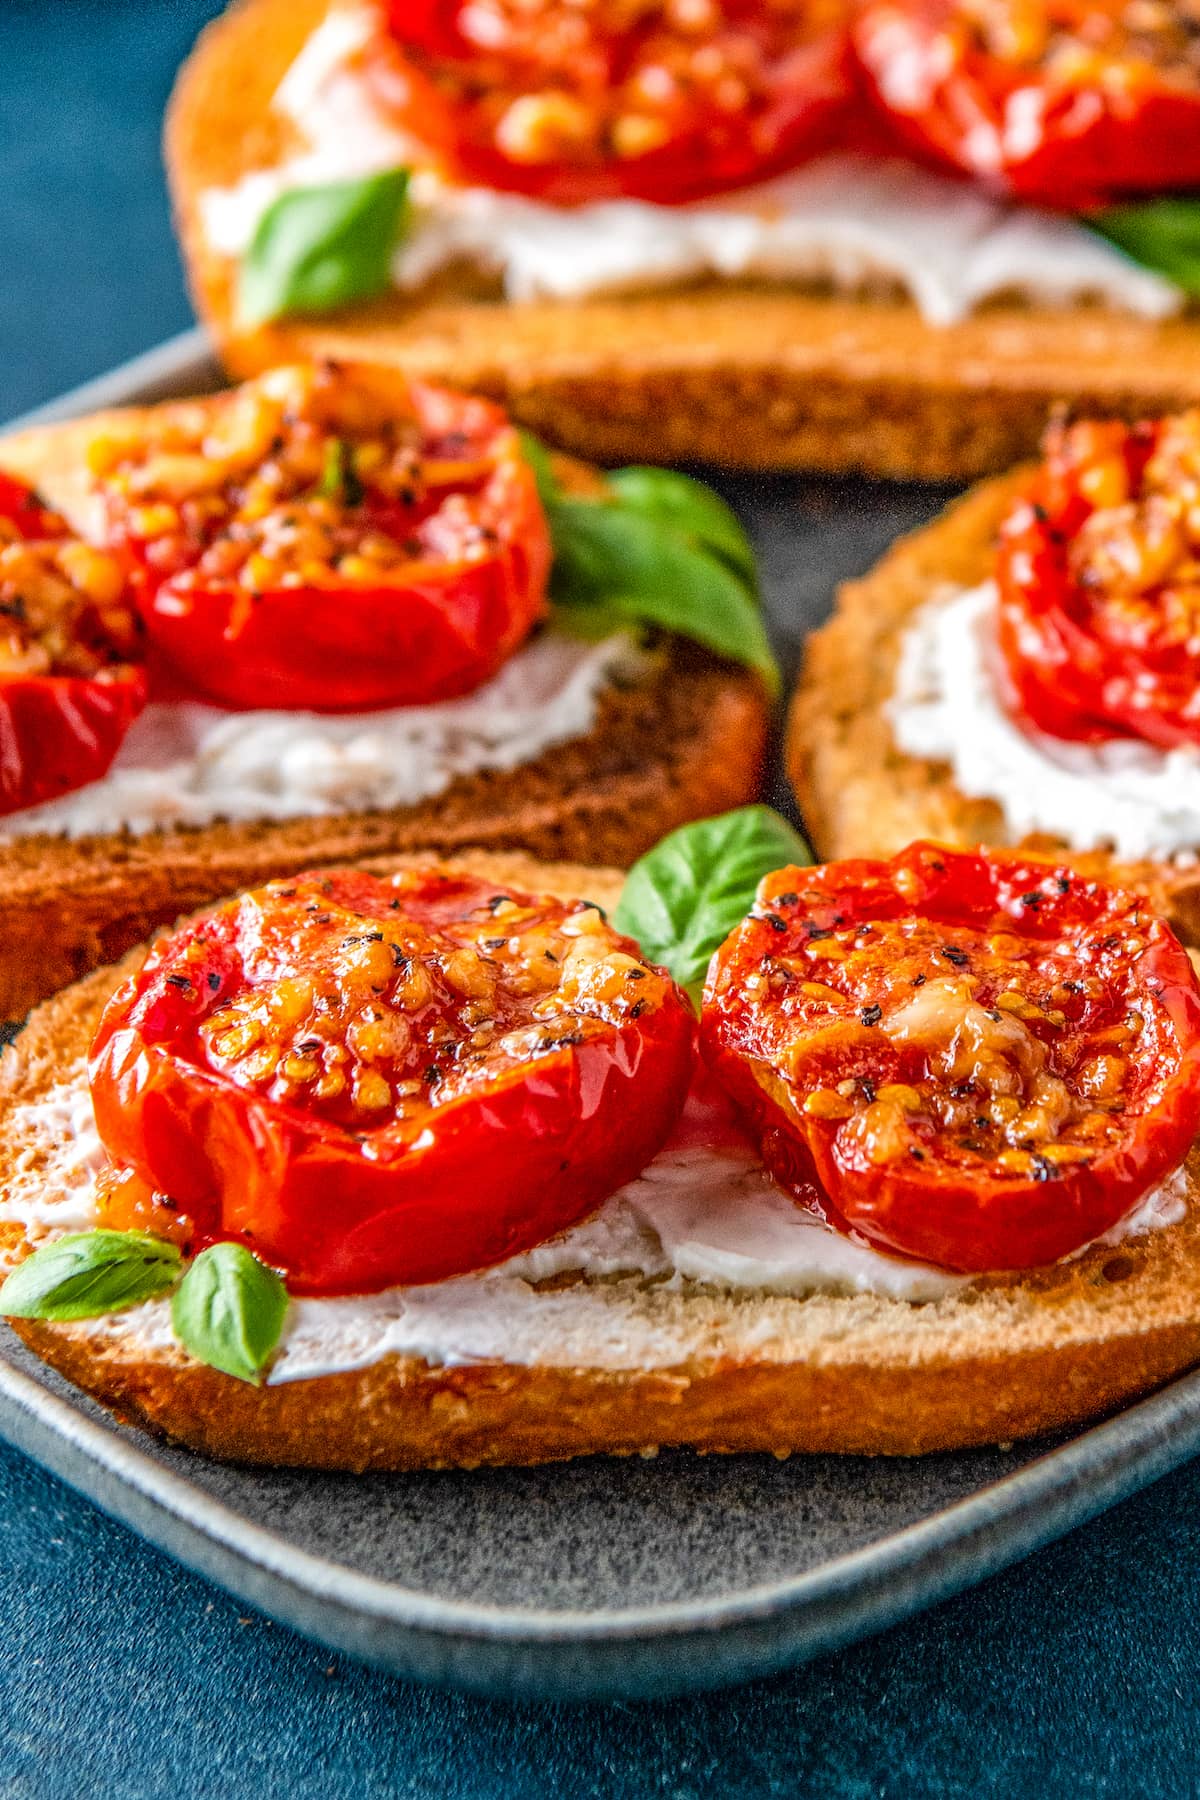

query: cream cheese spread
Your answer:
[891,582,1200,863]
[0,1065,1187,1383]
[0,628,636,841]
[198,6,1182,328]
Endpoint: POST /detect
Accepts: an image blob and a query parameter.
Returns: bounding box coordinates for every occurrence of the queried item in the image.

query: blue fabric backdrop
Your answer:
[0,4,1197,1793]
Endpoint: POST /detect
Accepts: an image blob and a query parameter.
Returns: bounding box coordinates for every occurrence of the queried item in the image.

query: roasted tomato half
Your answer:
[854,0,1200,209]
[89,866,696,1294]
[0,474,145,816]
[702,843,1200,1272]
[373,0,855,205]
[995,411,1200,751]
[90,364,551,713]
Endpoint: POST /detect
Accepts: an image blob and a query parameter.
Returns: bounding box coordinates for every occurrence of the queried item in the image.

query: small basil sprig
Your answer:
[0,1231,181,1322]
[171,1243,289,1387]
[1,1231,288,1385]
[615,804,812,999]
[239,168,410,327]
[525,436,780,695]
[1088,198,1200,297]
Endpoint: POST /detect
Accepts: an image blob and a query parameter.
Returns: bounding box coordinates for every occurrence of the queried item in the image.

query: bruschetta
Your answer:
[0,360,769,1015]
[4,818,1200,1469]
[167,0,1200,479]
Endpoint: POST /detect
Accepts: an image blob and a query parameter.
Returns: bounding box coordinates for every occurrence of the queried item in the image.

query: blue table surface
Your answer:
[2,5,1199,1794]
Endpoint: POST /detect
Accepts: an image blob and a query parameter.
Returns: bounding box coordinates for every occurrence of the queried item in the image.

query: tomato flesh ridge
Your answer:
[89,866,696,1294]
[701,842,1200,1272]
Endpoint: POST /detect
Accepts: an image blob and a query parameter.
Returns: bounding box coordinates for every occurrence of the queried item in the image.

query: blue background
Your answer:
[1,4,1199,1793]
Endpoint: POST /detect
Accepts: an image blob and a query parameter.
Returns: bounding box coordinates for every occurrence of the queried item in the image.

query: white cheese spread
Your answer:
[198,5,1182,327]
[0,628,636,841]
[891,582,1200,862]
[0,1065,1187,1382]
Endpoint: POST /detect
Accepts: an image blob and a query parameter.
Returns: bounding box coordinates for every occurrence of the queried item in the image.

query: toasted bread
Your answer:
[166,0,1200,482]
[0,405,766,1019]
[4,848,1200,1470]
[785,474,1200,944]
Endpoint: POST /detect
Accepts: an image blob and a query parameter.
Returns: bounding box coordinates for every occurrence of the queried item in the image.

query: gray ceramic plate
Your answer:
[3,332,1200,1704]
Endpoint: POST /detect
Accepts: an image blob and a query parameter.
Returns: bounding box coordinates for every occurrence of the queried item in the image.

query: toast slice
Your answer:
[5,848,1200,1471]
[0,407,766,1019]
[785,474,1200,945]
[166,0,1200,482]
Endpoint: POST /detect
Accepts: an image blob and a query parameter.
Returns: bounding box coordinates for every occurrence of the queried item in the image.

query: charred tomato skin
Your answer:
[0,472,62,541]
[89,866,696,1295]
[702,843,1200,1273]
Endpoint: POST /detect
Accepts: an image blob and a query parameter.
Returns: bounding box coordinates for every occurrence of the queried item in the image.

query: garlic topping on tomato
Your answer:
[89,364,551,714]
[89,866,696,1294]
[703,843,1200,1272]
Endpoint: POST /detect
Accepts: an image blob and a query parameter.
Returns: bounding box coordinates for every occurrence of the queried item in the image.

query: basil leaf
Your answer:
[319,438,365,506]
[171,1243,288,1386]
[548,498,780,695]
[518,429,562,510]
[614,805,812,996]
[606,467,758,587]
[520,431,777,690]
[0,1231,181,1322]
[239,168,410,327]
[1088,198,1200,297]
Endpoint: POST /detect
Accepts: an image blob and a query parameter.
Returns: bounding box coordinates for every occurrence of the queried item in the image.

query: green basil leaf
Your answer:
[519,429,777,691]
[606,467,758,586]
[614,805,812,996]
[548,498,780,695]
[319,438,365,507]
[518,429,563,510]
[1088,198,1200,297]
[239,168,410,327]
[551,596,631,642]
[0,1231,181,1322]
[171,1243,288,1386]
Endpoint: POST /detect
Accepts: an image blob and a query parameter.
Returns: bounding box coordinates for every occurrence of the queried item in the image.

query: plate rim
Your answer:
[4,1333,1200,1645]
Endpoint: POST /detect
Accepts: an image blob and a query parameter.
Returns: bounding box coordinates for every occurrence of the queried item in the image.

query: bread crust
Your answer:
[0,408,767,1019]
[166,0,1200,481]
[5,848,1200,1469]
[786,473,1200,944]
